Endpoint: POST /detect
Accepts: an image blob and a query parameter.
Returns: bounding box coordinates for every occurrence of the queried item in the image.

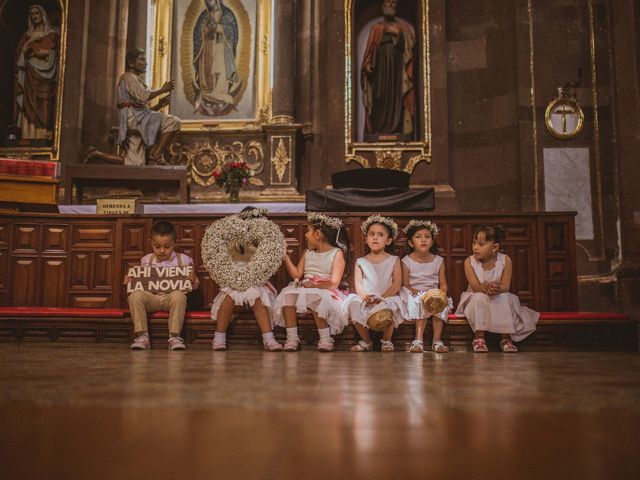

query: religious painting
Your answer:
[345,0,430,171]
[0,0,67,159]
[149,0,272,130]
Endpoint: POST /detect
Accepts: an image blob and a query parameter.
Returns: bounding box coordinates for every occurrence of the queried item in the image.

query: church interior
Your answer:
[0,1,639,478]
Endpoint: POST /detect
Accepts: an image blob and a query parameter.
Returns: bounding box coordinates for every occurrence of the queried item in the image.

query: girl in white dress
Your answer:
[345,215,404,352]
[455,225,539,353]
[211,207,282,352]
[400,220,453,353]
[275,213,350,352]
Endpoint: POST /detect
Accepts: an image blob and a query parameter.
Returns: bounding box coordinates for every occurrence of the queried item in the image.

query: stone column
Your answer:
[271,0,295,124]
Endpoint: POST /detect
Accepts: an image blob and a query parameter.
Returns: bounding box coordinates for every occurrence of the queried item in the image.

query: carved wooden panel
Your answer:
[70,252,91,289]
[93,253,114,289]
[0,223,8,246]
[41,259,66,306]
[547,260,568,281]
[511,246,534,298]
[11,258,38,306]
[12,224,39,253]
[121,224,147,255]
[449,256,467,306]
[42,225,68,253]
[545,223,568,254]
[448,225,468,253]
[0,249,7,290]
[70,295,112,308]
[548,287,569,311]
[177,224,197,243]
[72,225,115,248]
[505,224,530,241]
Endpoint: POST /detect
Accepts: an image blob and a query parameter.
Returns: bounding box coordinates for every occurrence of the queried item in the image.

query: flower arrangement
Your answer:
[213,161,252,202]
[402,219,440,238]
[307,212,343,230]
[201,215,286,291]
[361,215,399,239]
[238,208,269,220]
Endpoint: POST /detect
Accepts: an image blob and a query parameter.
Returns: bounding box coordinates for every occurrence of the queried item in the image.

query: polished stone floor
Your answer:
[1,344,639,479]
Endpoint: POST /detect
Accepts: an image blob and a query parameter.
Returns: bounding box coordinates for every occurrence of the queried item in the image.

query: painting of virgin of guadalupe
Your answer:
[192,0,243,116]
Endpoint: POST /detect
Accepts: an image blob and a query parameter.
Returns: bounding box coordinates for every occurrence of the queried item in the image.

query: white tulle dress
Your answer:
[274,248,347,335]
[343,255,405,328]
[455,253,539,342]
[399,254,453,322]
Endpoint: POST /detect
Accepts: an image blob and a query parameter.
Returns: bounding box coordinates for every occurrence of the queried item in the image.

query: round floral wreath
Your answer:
[201,215,286,291]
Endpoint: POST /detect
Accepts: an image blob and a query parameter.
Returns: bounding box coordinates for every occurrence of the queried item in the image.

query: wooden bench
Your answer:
[62,164,190,204]
[1,307,636,351]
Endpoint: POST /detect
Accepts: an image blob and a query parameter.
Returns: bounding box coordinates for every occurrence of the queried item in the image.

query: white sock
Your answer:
[286,327,299,339]
[262,331,276,344]
[214,331,226,344]
[318,327,331,342]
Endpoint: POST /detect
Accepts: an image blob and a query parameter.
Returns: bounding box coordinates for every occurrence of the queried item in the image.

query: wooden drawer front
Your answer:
[122,224,147,256]
[547,260,569,281]
[11,258,38,306]
[72,225,114,248]
[12,224,39,253]
[70,253,91,289]
[448,225,469,254]
[0,223,8,246]
[504,224,530,241]
[70,295,112,308]
[41,258,66,306]
[43,225,68,253]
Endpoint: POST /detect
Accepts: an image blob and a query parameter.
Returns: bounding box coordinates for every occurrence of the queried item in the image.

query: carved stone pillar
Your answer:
[271,0,295,124]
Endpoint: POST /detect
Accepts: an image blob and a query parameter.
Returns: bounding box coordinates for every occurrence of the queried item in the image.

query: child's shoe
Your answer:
[500,338,518,353]
[212,339,227,351]
[350,340,372,352]
[168,336,186,350]
[380,340,395,352]
[263,339,284,351]
[283,336,300,352]
[472,338,488,353]
[432,340,450,353]
[317,337,334,352]
[130,333,150,350]
[408,339,424,353]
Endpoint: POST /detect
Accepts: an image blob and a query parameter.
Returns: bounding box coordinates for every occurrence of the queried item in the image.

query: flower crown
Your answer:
[402,219,439,237]
[238,208,269,220]
[307,212,343,230]
[361,215,398,239]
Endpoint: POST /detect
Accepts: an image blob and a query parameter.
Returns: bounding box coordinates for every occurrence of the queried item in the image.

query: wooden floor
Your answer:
[1,345,639,480]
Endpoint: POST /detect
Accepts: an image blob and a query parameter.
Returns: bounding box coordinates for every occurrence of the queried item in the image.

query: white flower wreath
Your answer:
[201,215,286,291]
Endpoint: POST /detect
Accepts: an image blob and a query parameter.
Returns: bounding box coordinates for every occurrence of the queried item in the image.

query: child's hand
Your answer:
[364,294,381,305]
[123,275,130,285]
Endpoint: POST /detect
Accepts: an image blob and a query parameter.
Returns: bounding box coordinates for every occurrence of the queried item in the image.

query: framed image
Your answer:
[0,0,68,161]
[344,0,431,171]
[149,0,272,131]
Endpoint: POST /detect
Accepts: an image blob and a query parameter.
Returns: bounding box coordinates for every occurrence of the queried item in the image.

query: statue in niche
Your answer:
[361,0,416,142]
[192,0,242,116]
[11,4,60,145]
[84,48,181,165]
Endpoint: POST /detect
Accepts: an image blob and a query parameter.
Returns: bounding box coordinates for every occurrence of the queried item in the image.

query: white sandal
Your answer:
[408,339,424,353]
[350,340,372,352]
[432,340,450,353]
[380,340,395,352]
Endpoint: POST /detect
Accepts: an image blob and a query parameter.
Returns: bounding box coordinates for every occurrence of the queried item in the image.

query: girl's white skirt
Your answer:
[274,283,348,335]
[455,291,539,342]
[211,284,277,325]
[343,294,405,328]
[399,287,453,322]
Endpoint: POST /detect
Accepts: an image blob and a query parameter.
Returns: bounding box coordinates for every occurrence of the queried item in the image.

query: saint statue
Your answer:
[192,0,242,116]
[12,4,60,143]
[361,0,416,142]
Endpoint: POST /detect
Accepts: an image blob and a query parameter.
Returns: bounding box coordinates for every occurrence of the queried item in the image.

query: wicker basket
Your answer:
[421,288,448,316]
[366,308,394,332]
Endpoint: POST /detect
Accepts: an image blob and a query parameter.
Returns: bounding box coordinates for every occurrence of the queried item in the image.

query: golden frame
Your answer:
[0,0,68,162]
[545,97,584,140]
[344,0,431,170]
[150,0,273,131]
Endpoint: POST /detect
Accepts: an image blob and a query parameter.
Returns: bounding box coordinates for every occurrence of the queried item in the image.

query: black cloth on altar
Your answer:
[306,187,434,212]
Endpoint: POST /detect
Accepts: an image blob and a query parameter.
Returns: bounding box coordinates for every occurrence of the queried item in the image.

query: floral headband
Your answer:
[361,215,398,239]
[238,208,269,220]
[402,219,439,237]
[307,212,343,230]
